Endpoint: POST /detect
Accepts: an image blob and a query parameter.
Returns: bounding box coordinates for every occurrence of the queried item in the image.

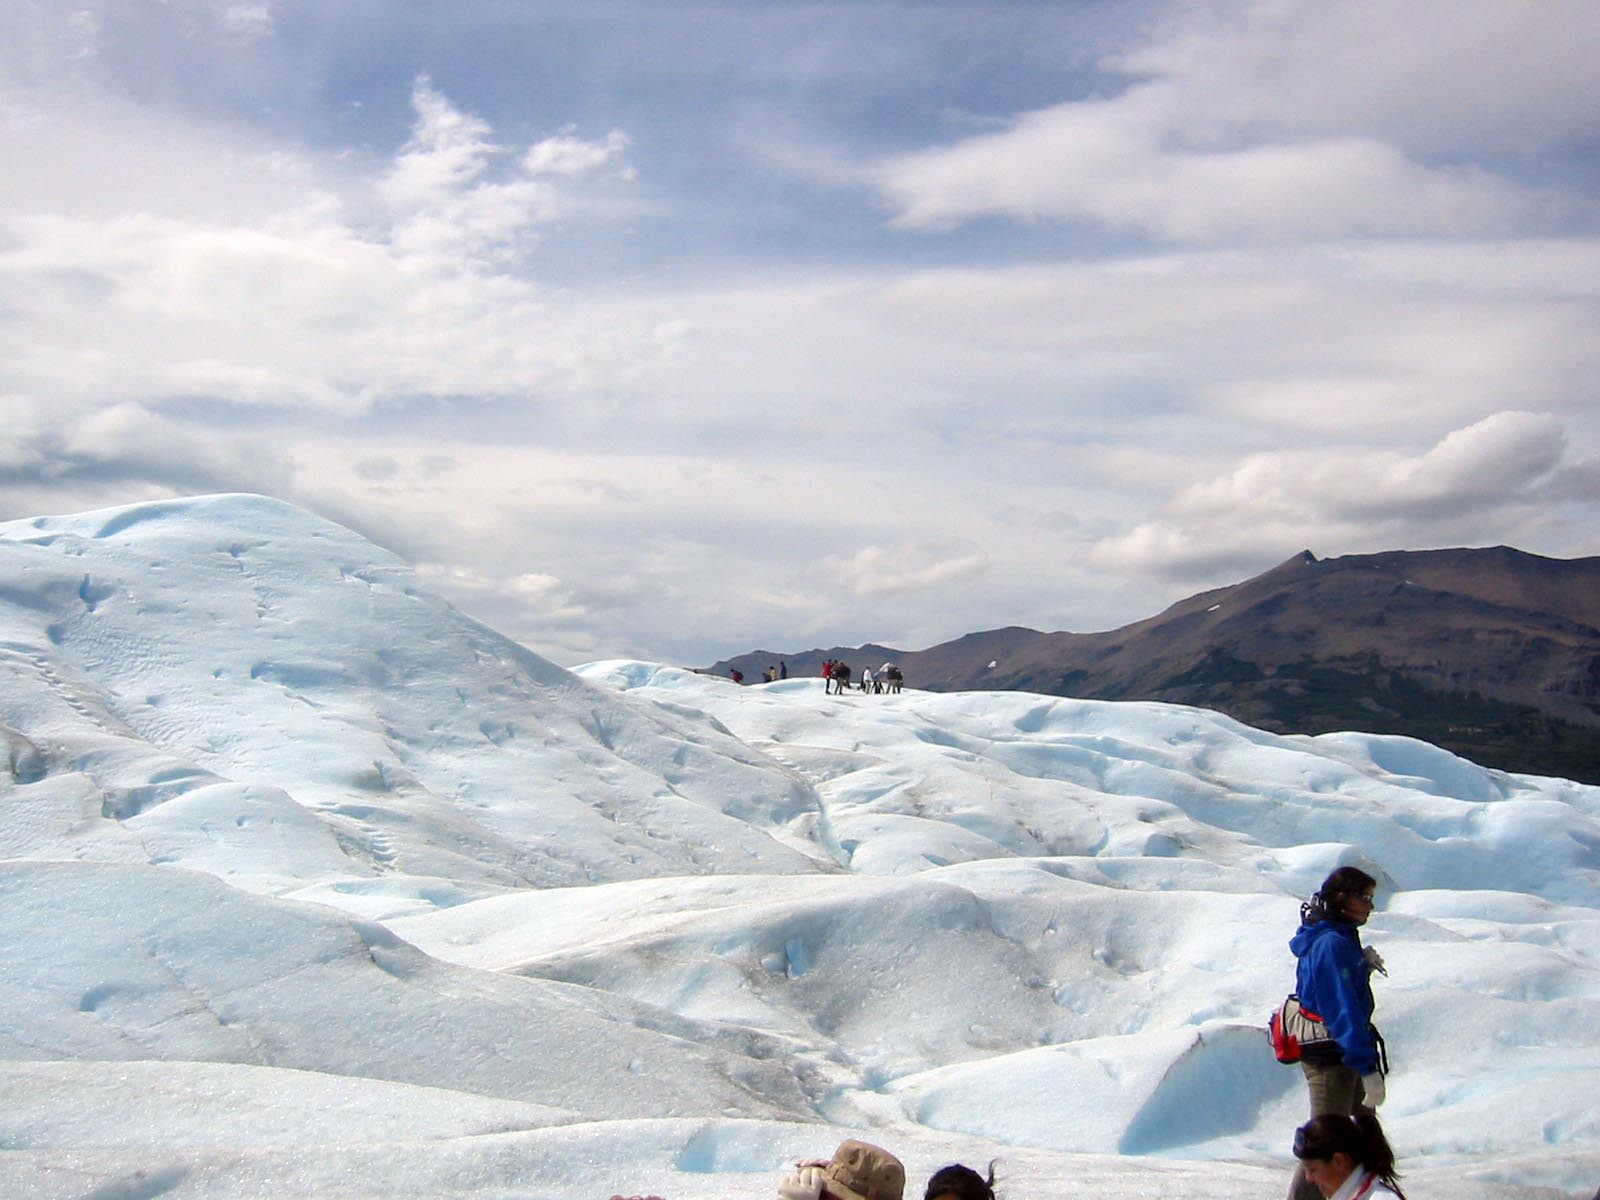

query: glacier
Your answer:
[0,494,1595,1199]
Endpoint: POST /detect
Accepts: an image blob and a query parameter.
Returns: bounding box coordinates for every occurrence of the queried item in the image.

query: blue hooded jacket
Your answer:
[1290,917,1378,1074]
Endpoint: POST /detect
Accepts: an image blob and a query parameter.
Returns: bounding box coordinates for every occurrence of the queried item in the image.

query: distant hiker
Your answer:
[779,660,787,679]
[1292,1113,1406,1199]
[730,668,744,684]
[861,667,875,693]
[778,1139,905,1200]
[924,1161,996,1200]
[823,659,836,693]
[766,665,779,683]
[885,665,903,693]
[832,661,852,693]
[1285,866,1390,1200]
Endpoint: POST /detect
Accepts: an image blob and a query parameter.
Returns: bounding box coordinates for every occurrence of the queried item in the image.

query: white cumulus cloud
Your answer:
[871,1,1591,241]
[809,543,990,600]
[1089,412,1573,579]
[381,77,632,267]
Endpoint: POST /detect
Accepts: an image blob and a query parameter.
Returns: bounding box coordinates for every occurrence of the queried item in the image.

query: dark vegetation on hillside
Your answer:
[710,547,1600,784]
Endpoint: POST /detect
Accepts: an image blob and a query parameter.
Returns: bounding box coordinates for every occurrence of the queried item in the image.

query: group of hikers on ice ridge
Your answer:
[722,657,905,693]
[822,658,903,694]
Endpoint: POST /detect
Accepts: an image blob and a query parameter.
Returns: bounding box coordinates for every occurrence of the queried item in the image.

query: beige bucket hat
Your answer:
[822,1140,905,1200]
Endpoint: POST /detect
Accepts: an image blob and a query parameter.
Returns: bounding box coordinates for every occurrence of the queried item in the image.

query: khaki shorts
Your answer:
[1302,1059,1367,1116]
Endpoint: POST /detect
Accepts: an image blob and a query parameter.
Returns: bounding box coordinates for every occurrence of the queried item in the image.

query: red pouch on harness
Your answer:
[1268,993,1342,1064]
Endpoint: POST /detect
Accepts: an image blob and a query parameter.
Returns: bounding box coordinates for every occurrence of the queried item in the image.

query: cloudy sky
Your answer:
[3,1,1598,666]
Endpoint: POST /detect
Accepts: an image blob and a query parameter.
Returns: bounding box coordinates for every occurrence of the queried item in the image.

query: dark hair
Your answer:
[1293,1113,1404,1199]
[1302,865,1378,924]
[923,1162,995,1200]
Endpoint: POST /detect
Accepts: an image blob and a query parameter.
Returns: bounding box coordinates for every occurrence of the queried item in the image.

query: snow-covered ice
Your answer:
[0,495,1596,1199]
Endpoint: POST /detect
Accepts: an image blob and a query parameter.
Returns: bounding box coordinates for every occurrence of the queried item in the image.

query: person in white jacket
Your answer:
[1292,1113,1406,1200]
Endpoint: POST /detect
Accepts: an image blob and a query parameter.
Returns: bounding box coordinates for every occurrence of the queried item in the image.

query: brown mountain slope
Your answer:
[712,547,1600,782]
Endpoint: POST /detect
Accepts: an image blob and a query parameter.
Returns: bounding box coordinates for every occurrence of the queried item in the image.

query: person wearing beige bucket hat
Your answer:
[777,1139,905,1200]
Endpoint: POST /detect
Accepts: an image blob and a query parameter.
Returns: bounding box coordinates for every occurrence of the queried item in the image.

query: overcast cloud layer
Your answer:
[3,0,1598,664]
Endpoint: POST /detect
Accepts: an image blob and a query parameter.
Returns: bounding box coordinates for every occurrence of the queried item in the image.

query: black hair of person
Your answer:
[1302,865,1379,924]
[923,1161,996,1200]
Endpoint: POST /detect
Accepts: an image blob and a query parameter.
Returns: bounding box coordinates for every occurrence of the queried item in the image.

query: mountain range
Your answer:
[712,547,1600,783]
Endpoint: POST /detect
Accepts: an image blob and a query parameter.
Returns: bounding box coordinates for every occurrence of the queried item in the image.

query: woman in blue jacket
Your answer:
[1287,866,1388,1200]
